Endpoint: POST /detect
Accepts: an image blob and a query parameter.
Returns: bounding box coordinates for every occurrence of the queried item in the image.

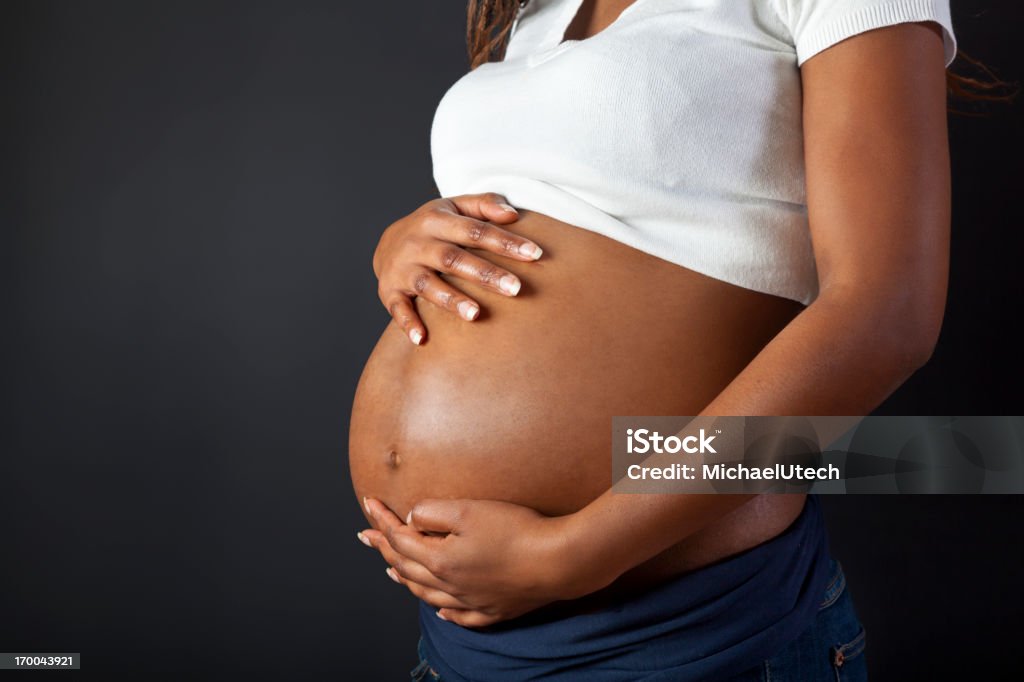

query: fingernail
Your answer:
[436,610,448,621]
[410,329,423,345]
[499,275,521,296]
[386,567,401,584]
[405,510,413,525]
[519,243,543,260]
[457,301,479,321]
[357,531,371,547]
[363,496,371,514]
[498,203,517,214]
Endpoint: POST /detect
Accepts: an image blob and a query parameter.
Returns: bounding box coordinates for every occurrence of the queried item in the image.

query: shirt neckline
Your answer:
[541,0,648,52]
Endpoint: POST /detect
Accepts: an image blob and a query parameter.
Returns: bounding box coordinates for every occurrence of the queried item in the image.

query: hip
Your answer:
[411,495,839,681]
[411,560,866,682]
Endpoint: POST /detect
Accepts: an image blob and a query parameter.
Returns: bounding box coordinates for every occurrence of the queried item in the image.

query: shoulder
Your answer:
[765,0,957,68]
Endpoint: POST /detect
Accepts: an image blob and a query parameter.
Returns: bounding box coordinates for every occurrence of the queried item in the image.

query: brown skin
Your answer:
[354,3,951,628]
[372,194,539,345]
[353,210,805,594]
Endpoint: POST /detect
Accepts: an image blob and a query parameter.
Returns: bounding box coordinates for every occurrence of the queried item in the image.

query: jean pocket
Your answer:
[762,560,868,682]
[410,658,441,682]
[820,572,868,682]
[819,559,846,611]
[829,624,867,682]
[410,637,442,681]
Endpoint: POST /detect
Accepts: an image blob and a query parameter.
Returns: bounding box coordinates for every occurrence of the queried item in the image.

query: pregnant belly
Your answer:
[349,210,806,575]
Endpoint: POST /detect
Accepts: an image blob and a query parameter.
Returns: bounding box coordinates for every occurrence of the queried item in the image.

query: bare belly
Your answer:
[349,209,807,588]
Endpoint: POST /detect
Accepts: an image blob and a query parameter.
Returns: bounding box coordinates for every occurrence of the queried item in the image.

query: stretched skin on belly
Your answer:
[349,210,807,581]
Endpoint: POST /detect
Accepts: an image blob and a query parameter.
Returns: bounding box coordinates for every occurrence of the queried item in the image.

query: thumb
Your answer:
[408,499,469,535]
[449,193,519,224]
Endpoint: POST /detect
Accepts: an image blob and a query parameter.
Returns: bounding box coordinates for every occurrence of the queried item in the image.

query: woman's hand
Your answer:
[357,497,615,628]
[373,193,544,345]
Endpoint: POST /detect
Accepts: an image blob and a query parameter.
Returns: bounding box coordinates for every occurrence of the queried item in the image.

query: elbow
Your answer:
[882,299,945,376]
[893,282,946,373]
[820,278,946,375]
[900,325,940,373]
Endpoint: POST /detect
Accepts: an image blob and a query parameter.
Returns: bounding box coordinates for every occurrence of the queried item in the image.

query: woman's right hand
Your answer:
[373,193,544,345]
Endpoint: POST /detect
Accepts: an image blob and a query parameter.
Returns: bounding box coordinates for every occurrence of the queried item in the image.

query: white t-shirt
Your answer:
[430,0,957,305]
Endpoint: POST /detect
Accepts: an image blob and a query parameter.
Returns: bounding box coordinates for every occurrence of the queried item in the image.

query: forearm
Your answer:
[562,286,932,593]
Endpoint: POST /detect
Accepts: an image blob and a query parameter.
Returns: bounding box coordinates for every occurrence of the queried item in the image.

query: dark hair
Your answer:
[466,0,1019,113]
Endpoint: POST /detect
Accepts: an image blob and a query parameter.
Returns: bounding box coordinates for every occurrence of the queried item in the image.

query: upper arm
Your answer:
[800,21,951,346]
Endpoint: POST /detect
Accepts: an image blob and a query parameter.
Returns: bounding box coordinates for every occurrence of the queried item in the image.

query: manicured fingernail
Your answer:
[363,496,371,514]
[498,203,517,214]
[436,610,448,621]
[457,301,479,321]
[405,510,413,525]
[499,275,521,296]
[386,567,401,584]
[409,329,423,345]
[357,531,371,547]
[519,243,543,260]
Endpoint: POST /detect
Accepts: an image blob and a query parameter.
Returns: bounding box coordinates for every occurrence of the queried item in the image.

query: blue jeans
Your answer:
[410,558,867,682]
[726,557,868,681]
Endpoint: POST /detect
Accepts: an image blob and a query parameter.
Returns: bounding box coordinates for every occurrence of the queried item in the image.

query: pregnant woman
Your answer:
[350,0,963,679]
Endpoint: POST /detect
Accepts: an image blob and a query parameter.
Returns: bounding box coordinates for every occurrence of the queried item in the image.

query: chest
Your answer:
[434,1,801,181]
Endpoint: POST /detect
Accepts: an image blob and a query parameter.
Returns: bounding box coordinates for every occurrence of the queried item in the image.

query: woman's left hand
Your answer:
[358,497,612,628]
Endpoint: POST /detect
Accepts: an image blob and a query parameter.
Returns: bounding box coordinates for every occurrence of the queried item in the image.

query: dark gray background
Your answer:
[2,1,1022,679]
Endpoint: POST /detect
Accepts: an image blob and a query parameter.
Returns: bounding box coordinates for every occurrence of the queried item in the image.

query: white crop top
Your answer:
[430,0,957,305]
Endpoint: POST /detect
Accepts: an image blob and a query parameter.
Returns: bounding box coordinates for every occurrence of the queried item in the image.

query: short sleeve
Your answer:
[777,0,958,68]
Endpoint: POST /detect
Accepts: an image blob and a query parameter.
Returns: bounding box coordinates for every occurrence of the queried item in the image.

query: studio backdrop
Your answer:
[3,1,1023,679]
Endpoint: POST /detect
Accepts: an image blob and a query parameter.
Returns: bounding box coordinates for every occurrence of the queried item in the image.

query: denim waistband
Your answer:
[417,494,833,682]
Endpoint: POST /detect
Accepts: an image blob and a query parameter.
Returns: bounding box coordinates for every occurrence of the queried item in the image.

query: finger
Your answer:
[361,529,451,592]
[429,243,523,297]
[408,499,469,535]
[364,497,406,530]
[436,608,499,628]
[437,214,543,262]
[365,498,452,569]
[365,498,435,561]
[364,499,432,565]
[375,523,446,576]
[446,193,520,225]
[386,569,473,610]
[383,294,426,345]
[408,269,482,320]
